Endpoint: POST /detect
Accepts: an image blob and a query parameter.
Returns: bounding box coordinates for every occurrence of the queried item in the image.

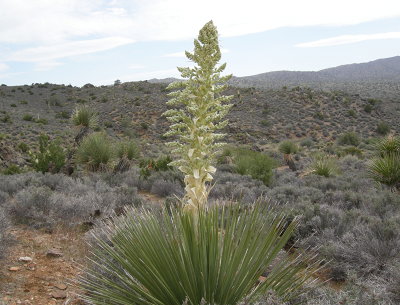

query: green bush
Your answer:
[2,164,22,175]
[337,132,360,146]
[23,114,33,121]
[55,111,70,119]
[363,104,373,113]
[1,113,12,123]
[29,134,65,173]
[233,148,276,185]
[279,141,298,155]
[376,122,390,135]
[34,118,48,124]
[139,155,173,178]
[17,142,29,153]
[310,154,339,177]
[81,203,318,305]
[77,132,113,171]
[117,140,140,160]
[71,105,98,128]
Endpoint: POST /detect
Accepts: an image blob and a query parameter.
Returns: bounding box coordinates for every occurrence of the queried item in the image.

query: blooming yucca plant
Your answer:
[163,21,233,211]
[80,21,321,305]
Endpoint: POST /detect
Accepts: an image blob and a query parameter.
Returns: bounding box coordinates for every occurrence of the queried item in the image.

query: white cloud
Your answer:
[129,64,145,69]
[296,32,400,47]
[163,48,229,58]
[1,0,400,45]
[0,63,9,72]
[34,61,64,71]
[8,37,135,62]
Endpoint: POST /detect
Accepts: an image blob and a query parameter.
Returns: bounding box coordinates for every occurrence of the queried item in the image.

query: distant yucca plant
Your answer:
[80,203,320,305]
[77,132,113,171]
[71,105,98,128]
[369,135,400,190]
[375,136,400,158]
[116,140,140,160]
[369,153,400,190]
[279,141,298,155]
[310,154,339,177]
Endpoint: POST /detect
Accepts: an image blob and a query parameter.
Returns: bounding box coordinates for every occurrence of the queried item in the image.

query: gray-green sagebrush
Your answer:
[80,203,319,305]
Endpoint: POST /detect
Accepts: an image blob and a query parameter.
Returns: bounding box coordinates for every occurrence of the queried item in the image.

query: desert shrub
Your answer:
[23,114,33,121]
[55,111,70,119]
[2,164,22,175]
[116,140,140,160]
[139,155,173,178]
[363,103,373,113]
[300,138,313,148]
[33,118,48,124]
[310,155,339,177]
[227,148,276,185]
[337,132,360,146]
[17,142,29,153]
[77,132,113,171]
[150,178,184,197]
[10,186,54,227]
[71,105,98,128]
[1,113,12,123]
[0,206,10,258]
[29,134,65,173]
[80,203,318,305]
[338,146,363,158]
[376,122,390,135]
[279,141,298,155]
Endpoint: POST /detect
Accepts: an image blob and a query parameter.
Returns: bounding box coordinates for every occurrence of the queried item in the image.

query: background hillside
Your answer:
[1,80,399,169]
[229,56,400,99]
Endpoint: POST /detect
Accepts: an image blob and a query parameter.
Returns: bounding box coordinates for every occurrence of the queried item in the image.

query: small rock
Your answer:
[9,266,20,271]
[54,283,67,290]
[51,291,67,299]
[18,256,33,263]
[46,248,63,258]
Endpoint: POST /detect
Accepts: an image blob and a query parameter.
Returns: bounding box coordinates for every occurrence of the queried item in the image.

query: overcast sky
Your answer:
[1,0,400,86]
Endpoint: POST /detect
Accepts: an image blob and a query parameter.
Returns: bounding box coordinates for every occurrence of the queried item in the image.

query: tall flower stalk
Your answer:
[163,21,233,210]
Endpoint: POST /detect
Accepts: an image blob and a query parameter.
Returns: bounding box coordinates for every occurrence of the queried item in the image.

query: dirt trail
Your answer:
[0,191,163,304]
[0,227,87,305]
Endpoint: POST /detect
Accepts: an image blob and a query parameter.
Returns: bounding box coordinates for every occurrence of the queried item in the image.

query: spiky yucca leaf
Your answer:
[375,136,400,158]
[369,153,400,189]
[80,203,320,305]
